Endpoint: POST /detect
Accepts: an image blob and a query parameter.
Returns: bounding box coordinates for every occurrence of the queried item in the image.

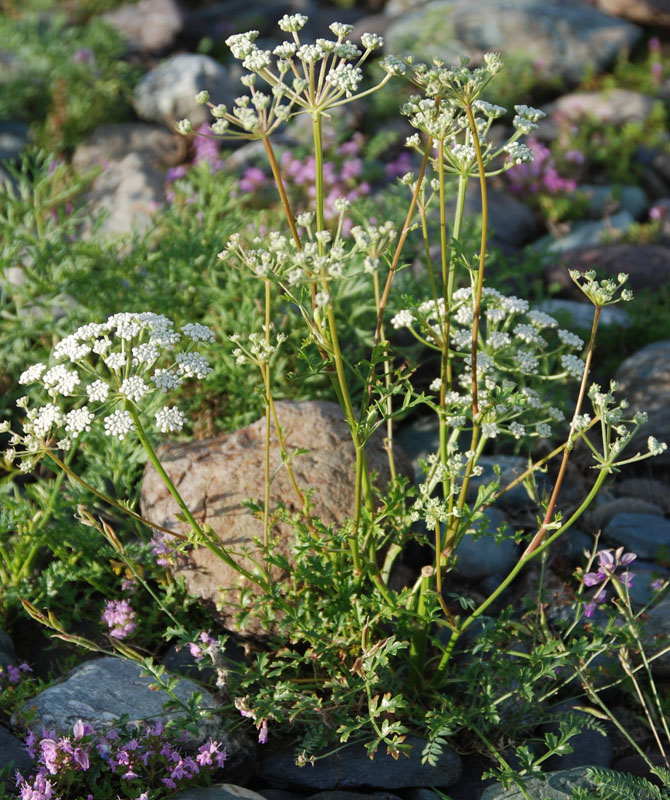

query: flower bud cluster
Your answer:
[570,269,633,306]
[4,313,215,472]
[177,15,389,143]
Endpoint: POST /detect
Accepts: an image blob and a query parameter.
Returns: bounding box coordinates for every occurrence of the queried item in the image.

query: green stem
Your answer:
[126,407,265,585]
[432,466,610,684]
[44,449,188,541]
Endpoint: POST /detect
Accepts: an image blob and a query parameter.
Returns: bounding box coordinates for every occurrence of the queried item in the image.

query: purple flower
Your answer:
[193,124,222,172]
[258,718,269,745]
[651,578,665,591]
[166,165,188,183]
[649,36,661,52]
[101,599,136,639]
[239,166,267,194]
[582,547,637,616]
[72,47,94,65]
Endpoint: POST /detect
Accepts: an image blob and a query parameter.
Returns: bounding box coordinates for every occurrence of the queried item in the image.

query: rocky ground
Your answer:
[2,0,670,798]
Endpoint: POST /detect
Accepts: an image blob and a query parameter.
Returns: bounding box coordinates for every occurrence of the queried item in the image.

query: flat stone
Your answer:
[588,497,665,531]
[592,0,670,27]
[535,211,634,255]
[308,792,403,800]
[539,706,613,772]
[385,0,641,86]
[579,184,648,220]
[72,122,180,172]
[454,506,519,580]
[466,454,550,510]
[603,512,670,559]
[134,53,238,129]
[480,766,598,799]
[141,401,411,637]
[544,244,670,298]
[561,527,594,564]
[103,0,183,53]
[537,298,630,329]
[15,657,229,747]
[616,478,670,514]
[80,151,164,238]
[615,340,670,465]
[173,785,269,800]
[259,735,462,790]
[0,121,30,161]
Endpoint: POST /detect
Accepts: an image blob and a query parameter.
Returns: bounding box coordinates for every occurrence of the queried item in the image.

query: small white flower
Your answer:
[86,380,110,403]
[53,335,91,362]
[181,323,216,343]
[155,406,187,434]
[132,343,160,365]
[429,377,442,392]
[558,329,584,348]
[514,104,546,123]
[176,119,193,135]
[104,352,126,370]
[65,407,94,438]
[536,422,552,437]
[278,13,308,32]
[152,368,182,392]
[31,404,64,438]
[648,437,668,457]
[482,422,500,438]
[561,354,585,378]
[504,142,534,164]
[175,352,212,380]
[120,376,150,403]
[548,407,565,422]
[487,331,511,350]
[571,414,592,432]
[42,365,80,397]
[314,292,331,309]
[19,363,46,385]
[195,90,210,104]
[103,410,135,441]
[92,338,111,355]
[391,309,414,329]
[509,422,525,439]
[527,310,558,328]
[361,32,384,50]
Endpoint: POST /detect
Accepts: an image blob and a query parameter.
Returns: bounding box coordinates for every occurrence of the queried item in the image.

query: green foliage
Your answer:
[0,11,139,151]
[583,766,670,800]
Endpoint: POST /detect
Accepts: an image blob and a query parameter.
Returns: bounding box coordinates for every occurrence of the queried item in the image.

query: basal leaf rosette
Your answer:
[3,312,215,472]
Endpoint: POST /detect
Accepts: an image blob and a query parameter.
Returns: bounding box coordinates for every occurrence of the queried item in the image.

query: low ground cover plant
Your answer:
[1,10,670,800]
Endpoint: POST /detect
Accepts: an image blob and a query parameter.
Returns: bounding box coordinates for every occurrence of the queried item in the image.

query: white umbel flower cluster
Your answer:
[5,313,215,468]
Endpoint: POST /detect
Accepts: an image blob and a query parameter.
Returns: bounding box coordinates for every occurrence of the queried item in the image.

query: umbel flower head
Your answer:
[176,14,394,143]
[3,312,215,472]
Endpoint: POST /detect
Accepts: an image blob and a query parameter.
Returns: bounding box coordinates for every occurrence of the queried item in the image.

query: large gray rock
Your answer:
[80,151,164,238]
[73,122,180,172]
[534,211,634,254]
[579,184,648,221]
[616,478,670,514]
[454,507,518,580]
[73,122,180,237]
[615,340,670,466]
[480,766,598,799]
[103,0,183,53]
[134,53,237,129]
[259,735,462,790]
[141,401,411,637]
[385,0,641,85]
[15,657,227,745]
[536,89,657,140]
[446,186,541,249]
[603,512,670,559]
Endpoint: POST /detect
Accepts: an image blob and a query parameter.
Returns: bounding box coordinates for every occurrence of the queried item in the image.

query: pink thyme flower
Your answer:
[101,599,136,639]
